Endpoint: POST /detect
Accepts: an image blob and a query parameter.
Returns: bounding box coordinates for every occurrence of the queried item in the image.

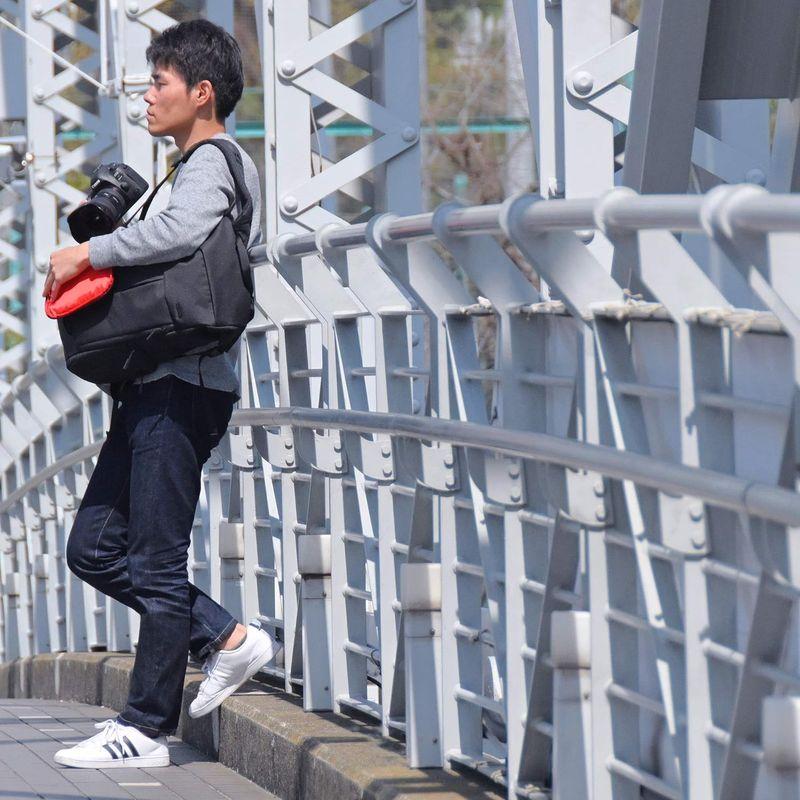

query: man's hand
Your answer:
[42,241,92,301]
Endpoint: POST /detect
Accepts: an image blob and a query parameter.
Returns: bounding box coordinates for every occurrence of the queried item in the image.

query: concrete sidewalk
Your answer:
[0,653,505,800]
[0,696,276,800]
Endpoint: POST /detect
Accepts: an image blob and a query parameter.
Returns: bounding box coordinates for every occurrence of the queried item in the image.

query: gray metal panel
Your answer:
[700,0,800,100]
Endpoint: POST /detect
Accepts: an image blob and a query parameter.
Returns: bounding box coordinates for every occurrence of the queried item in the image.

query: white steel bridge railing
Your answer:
[4,188,800,799]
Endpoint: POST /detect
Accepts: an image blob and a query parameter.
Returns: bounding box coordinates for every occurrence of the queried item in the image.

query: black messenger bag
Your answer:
[57,138,255,385]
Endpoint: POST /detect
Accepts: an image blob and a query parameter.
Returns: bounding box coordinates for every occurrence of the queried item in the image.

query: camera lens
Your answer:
[67,162,148,242]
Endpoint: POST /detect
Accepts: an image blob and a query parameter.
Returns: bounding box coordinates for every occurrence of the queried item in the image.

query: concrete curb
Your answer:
[0,653,504,800]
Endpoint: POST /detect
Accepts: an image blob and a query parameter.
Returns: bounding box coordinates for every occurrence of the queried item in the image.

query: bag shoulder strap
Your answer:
[137,138,254,241]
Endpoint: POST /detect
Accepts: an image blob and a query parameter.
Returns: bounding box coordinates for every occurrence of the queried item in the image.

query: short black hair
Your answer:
[146,19,243,121]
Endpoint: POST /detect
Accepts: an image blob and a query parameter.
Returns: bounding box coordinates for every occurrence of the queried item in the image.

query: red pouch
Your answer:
[45,267,114,319]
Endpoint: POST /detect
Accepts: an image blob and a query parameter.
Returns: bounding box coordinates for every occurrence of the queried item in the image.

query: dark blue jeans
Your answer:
[65,375,239,738]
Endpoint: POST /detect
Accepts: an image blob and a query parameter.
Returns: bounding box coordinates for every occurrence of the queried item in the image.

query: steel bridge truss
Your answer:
[3,2,800,799]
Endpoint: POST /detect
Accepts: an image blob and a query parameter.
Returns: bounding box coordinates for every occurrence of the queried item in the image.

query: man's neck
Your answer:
[175,121,226,154]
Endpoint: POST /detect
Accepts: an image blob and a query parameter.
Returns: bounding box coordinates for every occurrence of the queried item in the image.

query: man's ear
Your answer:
[194,79,216,116]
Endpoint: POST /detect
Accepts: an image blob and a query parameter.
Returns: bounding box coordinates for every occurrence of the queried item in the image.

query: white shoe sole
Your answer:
[188,633,279,719]
[54,751,170,769]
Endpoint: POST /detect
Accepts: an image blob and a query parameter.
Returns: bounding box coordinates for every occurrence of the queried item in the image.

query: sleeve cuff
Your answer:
[88,235,115,269]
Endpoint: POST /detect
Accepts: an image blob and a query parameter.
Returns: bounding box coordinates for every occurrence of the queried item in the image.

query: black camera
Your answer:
[67,163,149,243]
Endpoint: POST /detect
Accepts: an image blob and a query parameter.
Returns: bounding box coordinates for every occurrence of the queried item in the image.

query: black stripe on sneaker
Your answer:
[111,740,127,758]
[122,735,140,757]
[103,743,120,759]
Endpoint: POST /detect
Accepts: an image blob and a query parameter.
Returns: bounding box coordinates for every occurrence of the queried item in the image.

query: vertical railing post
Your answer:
[756,697,800,800]
[401,561,443,768]
[297,532,333,711]
[550,610,592,800]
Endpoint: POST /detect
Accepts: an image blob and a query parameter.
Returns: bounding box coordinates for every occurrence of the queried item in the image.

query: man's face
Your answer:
[142,63,204,137]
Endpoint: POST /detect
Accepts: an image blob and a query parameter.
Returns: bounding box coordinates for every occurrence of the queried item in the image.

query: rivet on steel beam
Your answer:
[281,194,299,214]
[443,454,454,468]
[34,171,47,187]
[595,505,607,522]
[284,438,293,449]
[402,126,419,143]
[510,492,521,503]
[285,456,295,466]
[33,87,45,103]
[381,445,391,457]
[280,60,297,77]
[572,71,594,96]
[745,168,766,187]
[335,460,343,470]
[128,106,142,120]
[593,480,605,497]
[689,503,704,522]
[382,467,393,478]
[36,258,48,273]
[508,465,520,479]
[32,5,44,18]
[576,229,595,244]
[126,1,140,15]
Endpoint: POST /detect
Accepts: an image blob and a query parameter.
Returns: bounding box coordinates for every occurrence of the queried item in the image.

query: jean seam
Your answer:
[117,714,163,734]
[198,618,238,658]
[90,475,130,563]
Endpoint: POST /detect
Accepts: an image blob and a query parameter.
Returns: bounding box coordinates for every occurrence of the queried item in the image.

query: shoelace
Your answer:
[91,718,124,744]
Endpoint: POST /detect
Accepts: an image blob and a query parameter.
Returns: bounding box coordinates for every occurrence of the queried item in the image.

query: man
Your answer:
[45,19,279,769]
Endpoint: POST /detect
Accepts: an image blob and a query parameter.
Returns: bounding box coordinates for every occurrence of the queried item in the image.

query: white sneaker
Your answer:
[189,620,281,719]
[54,718,170,769]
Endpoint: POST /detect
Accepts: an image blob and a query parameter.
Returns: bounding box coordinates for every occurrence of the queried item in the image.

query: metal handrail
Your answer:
[248,186,800,264]
[3,407,800,528]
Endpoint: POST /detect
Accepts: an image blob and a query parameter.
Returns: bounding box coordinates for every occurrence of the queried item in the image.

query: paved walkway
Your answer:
[0,698,276,800]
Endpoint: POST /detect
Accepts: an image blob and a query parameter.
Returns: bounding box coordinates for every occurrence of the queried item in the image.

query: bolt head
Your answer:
[745,168,766,187]
[34,171,47,187]
[32,5,43,18]
[382,467,393,478]
[285,456,295,467]
[281,195,299,214]
[129,106,142,119]
[127,1,139,14]
[689,503,704,522]
[595,505,607,522]
[402,126,419,143]
[577,229,595,244]
[572,71,594,96]
[33,87,45,103]
[335,459,343,470]
[593,480,605,497]
[284,438,293,449]
[280,60,296,77]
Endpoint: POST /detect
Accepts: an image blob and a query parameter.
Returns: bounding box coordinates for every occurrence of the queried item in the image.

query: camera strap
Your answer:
[132,138,252,230]
[120,159,182,227]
